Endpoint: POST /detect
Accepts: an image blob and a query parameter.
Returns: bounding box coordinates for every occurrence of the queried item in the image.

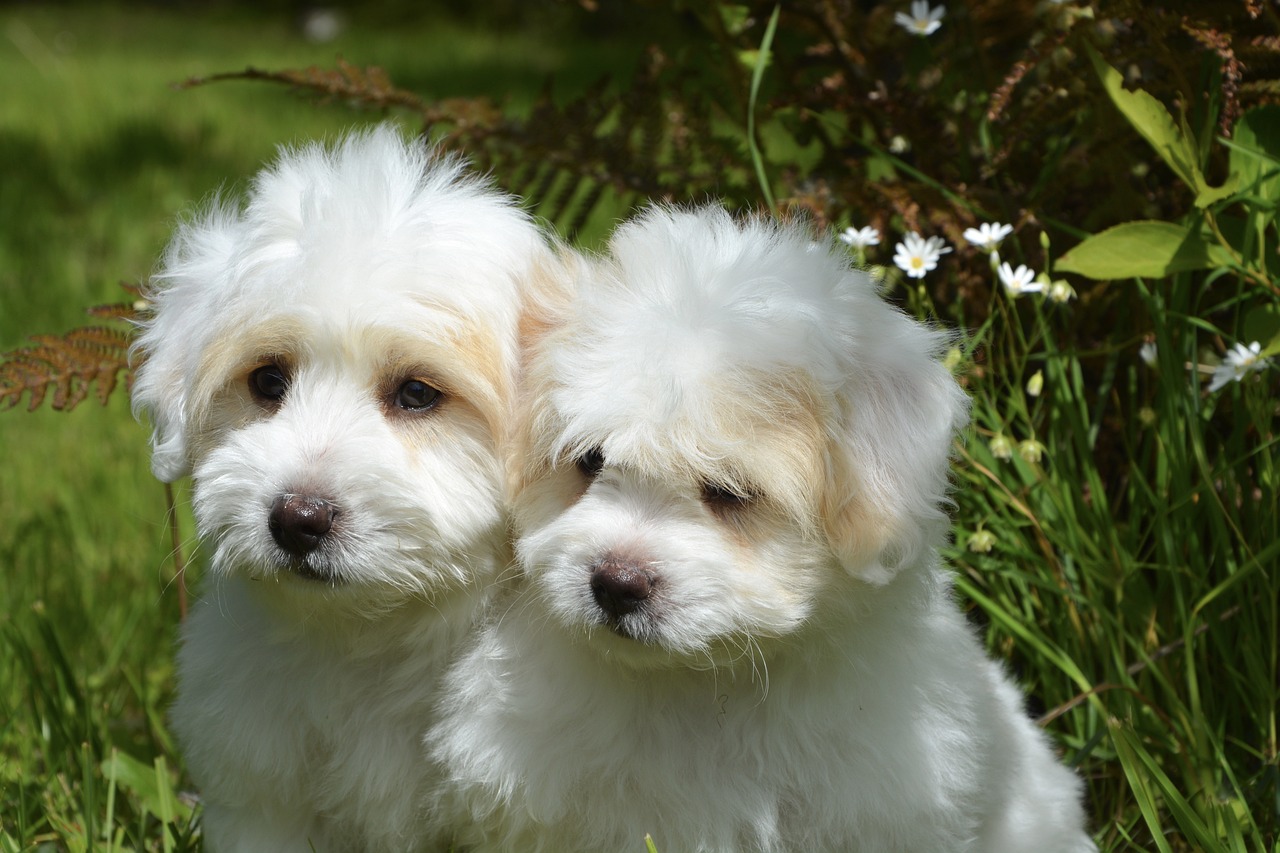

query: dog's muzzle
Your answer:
[269,494,338,560]
[590,554,658,627]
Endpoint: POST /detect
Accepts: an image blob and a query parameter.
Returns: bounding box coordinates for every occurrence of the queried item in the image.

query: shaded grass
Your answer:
[0,4,637,338]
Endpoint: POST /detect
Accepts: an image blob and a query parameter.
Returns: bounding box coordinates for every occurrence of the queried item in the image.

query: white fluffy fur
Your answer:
[131,125,547,852]
[429,206,1097,852]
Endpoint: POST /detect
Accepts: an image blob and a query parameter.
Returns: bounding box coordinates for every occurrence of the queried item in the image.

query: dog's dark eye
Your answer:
[394,379,442,411]
[575,447,606,479]
[249,364,289,404]
[701,481,754,511]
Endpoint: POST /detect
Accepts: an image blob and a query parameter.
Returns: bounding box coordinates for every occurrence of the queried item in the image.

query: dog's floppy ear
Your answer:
[130,347,190,483]
[820,306,969,585]
[131,203,240,483]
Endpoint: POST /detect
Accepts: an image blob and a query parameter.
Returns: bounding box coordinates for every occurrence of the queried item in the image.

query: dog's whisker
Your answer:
[494,562,525,586]
[746,636,770,704]
[493,577,550,638]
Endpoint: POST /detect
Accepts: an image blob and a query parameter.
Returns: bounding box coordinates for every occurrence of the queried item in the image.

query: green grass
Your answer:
[2,3,1277,851]
[943,278,1279,850]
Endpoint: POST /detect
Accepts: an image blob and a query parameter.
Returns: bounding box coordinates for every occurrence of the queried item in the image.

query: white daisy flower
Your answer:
[895,1,945,36]
[893,231,951,279]
[962,222,1013,252]
[839,226,881,250]
[998,262,1043,296]
[1208,341,1270,392]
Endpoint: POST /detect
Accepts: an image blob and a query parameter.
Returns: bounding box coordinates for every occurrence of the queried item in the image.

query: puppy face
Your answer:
[132,127,544,610]
[187,299,504,600]
[516,374,833,666]
[513,206,967,665]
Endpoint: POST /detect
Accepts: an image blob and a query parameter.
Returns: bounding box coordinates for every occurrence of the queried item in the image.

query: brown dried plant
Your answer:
[0,283,145,413]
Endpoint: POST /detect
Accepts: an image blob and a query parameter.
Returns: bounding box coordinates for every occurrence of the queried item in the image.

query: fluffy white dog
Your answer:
[430,206,1097,852]
[131,126,547,852]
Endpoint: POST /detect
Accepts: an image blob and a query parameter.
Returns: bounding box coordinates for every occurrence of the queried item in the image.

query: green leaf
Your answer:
[100,749,192,823]
[1228,106,1280,201]
[1244,305,1280,352]
[758,116,823,175]
[1086,45,1236,207]
[1056,221,1227,280]
[746,4,781,211]
[1110,722,1176,853]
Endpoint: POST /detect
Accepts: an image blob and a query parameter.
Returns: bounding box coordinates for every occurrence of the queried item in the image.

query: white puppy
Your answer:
[131,126,547,852]
[431,206,1096,852]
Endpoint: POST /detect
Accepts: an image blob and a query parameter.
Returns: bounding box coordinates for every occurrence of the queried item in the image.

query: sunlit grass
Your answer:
[941,271,1278,850]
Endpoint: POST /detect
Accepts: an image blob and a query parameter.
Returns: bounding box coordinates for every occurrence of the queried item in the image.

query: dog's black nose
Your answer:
[590,555,656,622]
[269,494,337,557]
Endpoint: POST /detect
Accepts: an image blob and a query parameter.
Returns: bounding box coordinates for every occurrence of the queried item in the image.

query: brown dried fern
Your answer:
[1183,19,1245,137]
[177,58,430,113]
[177,59,509,146]
[0,284,145,413]
[987,29,1072,125]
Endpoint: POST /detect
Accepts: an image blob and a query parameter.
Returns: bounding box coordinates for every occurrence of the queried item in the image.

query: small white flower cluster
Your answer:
[839,218,1076,306]
[993,263,1075,303]
[837,225,881,268]
[838,226,880,251]
[964,222,1075,304]
[962,222,1012,253]
[1143,338,1273,393]
[893,232,952,279]
[1209,341,1271,392]
[965,223,1073,304]
[998,262,1039,296]
[895,1,945,37]
[839,224,953,280]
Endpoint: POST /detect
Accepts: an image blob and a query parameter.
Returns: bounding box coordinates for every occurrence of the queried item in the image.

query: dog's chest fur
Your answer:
[174,575,482,852]
[432,564,1036,853]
